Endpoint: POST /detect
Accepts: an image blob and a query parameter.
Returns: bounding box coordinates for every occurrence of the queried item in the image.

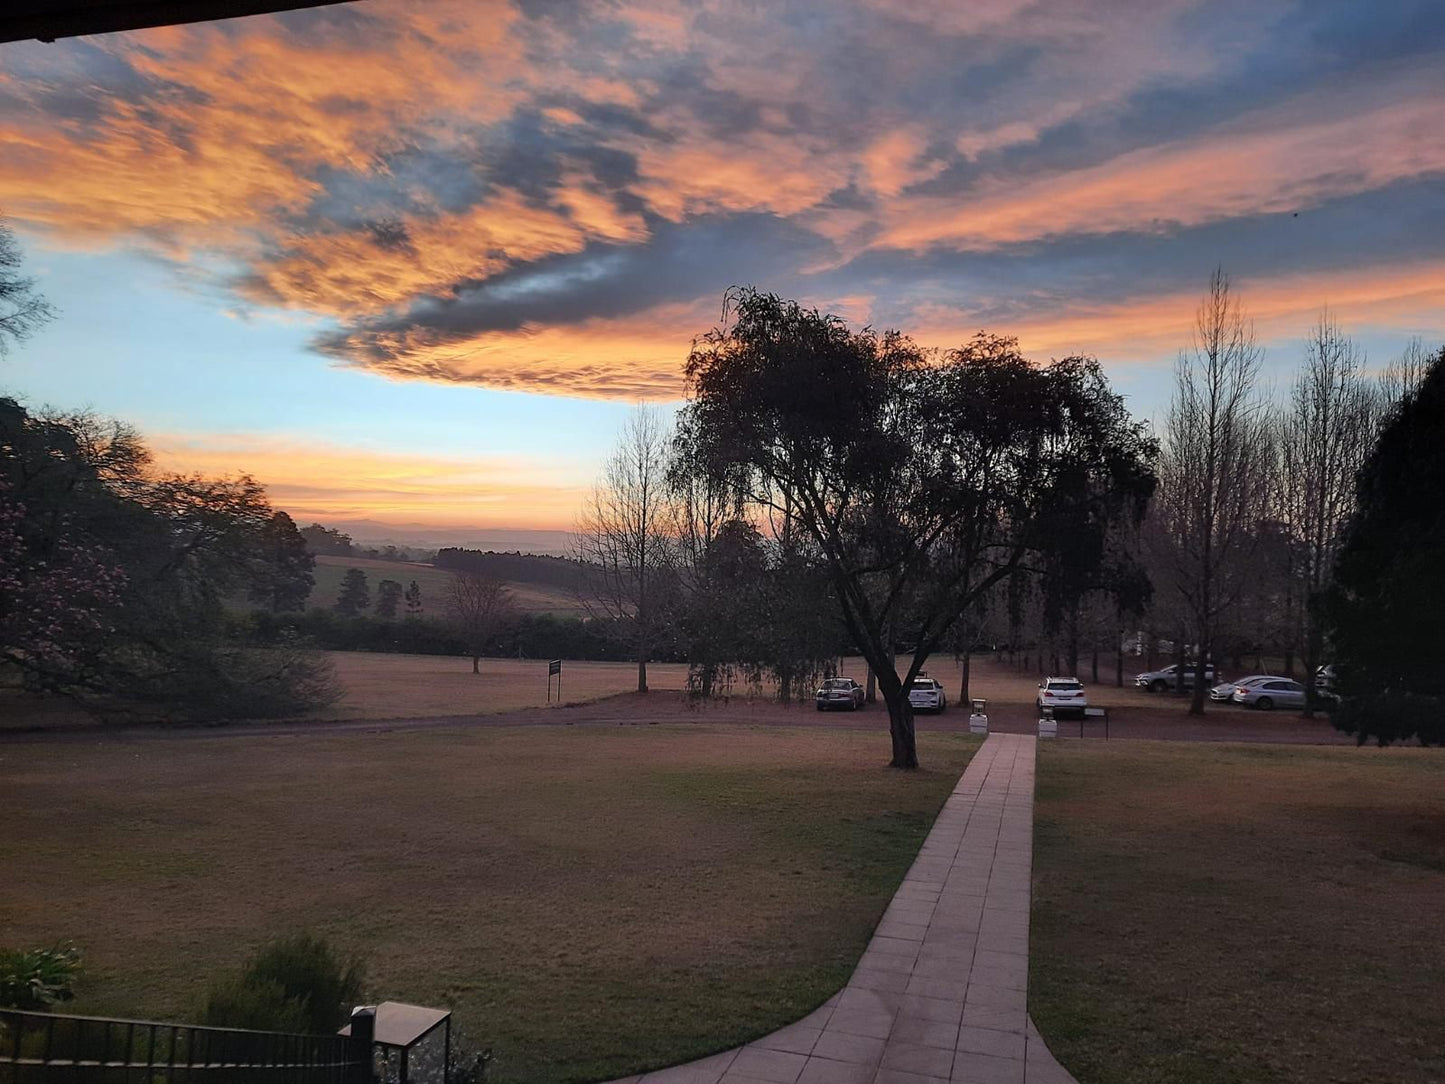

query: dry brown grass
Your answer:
[0,723,978,1083]
[316,653,692,720]
[1031,741,1445,1084]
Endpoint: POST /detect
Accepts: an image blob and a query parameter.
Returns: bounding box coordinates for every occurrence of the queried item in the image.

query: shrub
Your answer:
[0,943,82,1009]
[200,933,364,1035]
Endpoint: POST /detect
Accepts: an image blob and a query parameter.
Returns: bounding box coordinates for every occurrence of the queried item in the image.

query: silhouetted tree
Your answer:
[447,568,515,674]
[574,406,675,693]
[0,218,54,358]
[404,579,423,617]
[677,290,1156,768]
[1325,346,1445,745]
[299,523,354,556]
[374,579,403,620]
[1276,312,1377,714]
[1151,270,1272,713]
[249,511,314,612]
[334,568,370,617]
[0,398,335,717]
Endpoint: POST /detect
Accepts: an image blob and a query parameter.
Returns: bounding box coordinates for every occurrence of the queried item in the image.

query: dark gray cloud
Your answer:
[315,212,833,359]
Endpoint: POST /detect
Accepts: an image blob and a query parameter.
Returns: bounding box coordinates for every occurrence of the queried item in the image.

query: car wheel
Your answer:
[1150,679,1168,693]
[1256,697,1274,711]
[816,703,824,712]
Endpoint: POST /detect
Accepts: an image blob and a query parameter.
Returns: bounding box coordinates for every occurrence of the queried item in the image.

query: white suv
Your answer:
[907,677,947,714]
[1037,677,1088,717]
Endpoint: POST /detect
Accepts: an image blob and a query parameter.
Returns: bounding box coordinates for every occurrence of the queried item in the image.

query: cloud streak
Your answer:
[2,0,1443,397]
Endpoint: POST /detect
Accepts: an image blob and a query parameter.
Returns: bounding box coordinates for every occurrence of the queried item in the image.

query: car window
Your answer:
[1047,680,1082,690]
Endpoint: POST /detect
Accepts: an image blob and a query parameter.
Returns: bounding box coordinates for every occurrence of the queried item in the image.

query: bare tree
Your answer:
[1153,269,1273,713]
[574,405,675,692]
[1378,336,1432,413]
[1276,312,1378,713]
[0,218,55,357]
[447,568,515,674]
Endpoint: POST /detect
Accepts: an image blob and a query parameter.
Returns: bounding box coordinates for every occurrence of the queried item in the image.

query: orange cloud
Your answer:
[151,433,591,530]
[242,187,647,315]
[0,5,526,249]
[910,262,1445,364]
[323,300,712,400]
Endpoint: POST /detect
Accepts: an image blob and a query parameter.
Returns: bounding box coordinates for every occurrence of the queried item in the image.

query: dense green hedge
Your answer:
[230,609,688,663]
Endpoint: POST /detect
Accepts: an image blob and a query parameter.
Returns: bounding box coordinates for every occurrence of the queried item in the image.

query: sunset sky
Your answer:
[2,0,1442,545]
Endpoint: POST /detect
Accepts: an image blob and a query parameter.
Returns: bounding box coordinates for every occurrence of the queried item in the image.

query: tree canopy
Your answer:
[0,397,336,719]
[676,289,1157,767]
[1325,345,1445,745]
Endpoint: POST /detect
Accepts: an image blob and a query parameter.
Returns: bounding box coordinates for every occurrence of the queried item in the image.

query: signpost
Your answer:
[547,659,562,703]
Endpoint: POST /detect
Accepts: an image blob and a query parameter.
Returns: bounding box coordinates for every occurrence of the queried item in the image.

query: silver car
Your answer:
[1232,678,1307,710]
[816,678,866,711]
[1211,675,1273,701]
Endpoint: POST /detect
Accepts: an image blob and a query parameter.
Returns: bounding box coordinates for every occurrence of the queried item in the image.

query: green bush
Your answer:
[200,933,364,1035]
[0,943,82,1009]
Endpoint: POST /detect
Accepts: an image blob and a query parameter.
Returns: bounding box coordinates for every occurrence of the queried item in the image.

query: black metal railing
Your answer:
[0,1009,369,1083]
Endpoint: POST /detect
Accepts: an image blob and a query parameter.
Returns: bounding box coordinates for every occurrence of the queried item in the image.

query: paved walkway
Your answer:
[607,733,1077,1084]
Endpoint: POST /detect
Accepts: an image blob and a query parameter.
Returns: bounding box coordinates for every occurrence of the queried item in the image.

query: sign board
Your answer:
[548,659,562,676]
[547,659,563,703]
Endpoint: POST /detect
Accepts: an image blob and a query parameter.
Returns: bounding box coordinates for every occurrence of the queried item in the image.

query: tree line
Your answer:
[577,283,1442,762]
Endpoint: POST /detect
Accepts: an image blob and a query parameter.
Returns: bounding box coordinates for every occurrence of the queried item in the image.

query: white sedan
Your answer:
[1037,678,1088,717]
[1232,678,1307,710]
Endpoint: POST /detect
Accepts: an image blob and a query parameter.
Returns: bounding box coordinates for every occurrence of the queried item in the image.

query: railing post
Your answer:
[346,1007,375,1084]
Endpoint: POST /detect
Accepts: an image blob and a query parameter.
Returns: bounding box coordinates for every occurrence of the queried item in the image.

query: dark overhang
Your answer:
[1,1,362,44]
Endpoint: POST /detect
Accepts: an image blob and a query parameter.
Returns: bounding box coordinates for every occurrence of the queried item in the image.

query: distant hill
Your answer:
[301,519,574,557]
[309,555,582,617]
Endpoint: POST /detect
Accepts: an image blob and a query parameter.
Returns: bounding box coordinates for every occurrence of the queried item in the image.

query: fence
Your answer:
[0,1009,369,1084]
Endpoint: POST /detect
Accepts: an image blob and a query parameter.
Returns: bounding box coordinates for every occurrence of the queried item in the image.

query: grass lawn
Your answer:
[0,724,977,1082]
[1031,741,1445,1084]
[316,653,694,720]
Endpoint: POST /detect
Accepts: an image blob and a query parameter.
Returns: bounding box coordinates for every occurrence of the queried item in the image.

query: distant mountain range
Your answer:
[307,518,574,557]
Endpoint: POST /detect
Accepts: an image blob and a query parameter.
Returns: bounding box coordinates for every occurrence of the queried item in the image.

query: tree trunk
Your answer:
[1174,635,1187,696]
[865,665,877,703]
[637,656,648,693]
[472,653,480,675]
[1091,646,1099,684]
[959,651,971,705]
[1302,622,1320,719]
[1115,630,1124,688]
[879,676,918,769]
[1189,635,1208,715]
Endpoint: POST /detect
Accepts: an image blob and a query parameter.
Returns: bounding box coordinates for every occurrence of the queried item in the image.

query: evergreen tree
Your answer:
[404,580,423,617]
[375,579,403,620]
[249,511,315,612]
[1325,346,1445,745]
[334,568,370,617]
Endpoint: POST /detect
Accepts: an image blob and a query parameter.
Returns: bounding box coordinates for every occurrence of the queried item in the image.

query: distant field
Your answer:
[309,555,582,616]
[0,724,980,1083]
[318,652,689,720]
